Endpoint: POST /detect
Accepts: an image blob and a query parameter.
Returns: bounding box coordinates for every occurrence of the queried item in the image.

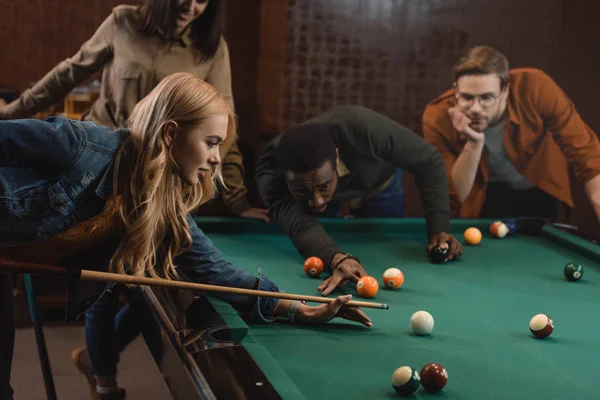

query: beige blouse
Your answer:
[5,5,252,215]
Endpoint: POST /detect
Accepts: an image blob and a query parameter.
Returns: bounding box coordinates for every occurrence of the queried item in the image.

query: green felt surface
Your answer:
[197,218,600,400]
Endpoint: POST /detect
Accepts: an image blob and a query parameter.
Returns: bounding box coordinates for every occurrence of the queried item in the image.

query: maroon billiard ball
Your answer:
[420,363,448,393]
[529,314,554,339]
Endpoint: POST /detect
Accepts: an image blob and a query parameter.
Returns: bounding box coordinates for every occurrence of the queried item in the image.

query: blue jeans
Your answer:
[85,285,163,377]
[323,169,404,218]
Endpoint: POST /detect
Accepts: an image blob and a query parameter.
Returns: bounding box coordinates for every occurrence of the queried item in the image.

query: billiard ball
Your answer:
[382,268,404,289]
[489,221,509,238]
[429,245,449,264]
[420,363,448,393]
[356,276,379,298]
[503,219,517,235]
[303,256,324,278]
[391,366,420,396]
[464,227,482,245]
[409,310,434,335]
[564,262,583,282]
[529,314,554,339]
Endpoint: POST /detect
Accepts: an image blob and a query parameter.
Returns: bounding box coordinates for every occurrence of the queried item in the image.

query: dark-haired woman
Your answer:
[0,0,268,222]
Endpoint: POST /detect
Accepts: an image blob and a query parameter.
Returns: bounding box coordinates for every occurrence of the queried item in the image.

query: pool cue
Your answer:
[0,259,389,310]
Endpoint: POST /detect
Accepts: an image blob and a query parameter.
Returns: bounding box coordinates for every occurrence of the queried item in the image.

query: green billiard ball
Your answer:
[564,262,583,282]
[392,366,420,396]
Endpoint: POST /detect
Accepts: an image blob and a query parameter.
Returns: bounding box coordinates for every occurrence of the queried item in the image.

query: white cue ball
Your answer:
[410,310,434,335]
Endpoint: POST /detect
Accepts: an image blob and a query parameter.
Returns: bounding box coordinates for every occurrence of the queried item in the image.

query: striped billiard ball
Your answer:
[382,268,404,289]
[489,221,509,238]
[391,366,420,396]
[529,314,554,339]
[564,262,583,282]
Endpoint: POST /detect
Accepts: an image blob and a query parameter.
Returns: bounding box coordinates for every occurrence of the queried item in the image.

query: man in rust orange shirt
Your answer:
[422,45,600,223]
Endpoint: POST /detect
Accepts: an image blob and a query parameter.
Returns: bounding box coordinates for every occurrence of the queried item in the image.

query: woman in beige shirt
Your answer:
[0,0,269,223]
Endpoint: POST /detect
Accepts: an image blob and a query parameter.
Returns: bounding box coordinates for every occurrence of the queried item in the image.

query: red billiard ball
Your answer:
[489,221,509,238]
[529,314,554,339]
[420,363,448,393]
[356,276,379,298]
[303,257,324,277]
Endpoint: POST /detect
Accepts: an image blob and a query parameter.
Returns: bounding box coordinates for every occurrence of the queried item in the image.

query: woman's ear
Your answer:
[162,121,179,147]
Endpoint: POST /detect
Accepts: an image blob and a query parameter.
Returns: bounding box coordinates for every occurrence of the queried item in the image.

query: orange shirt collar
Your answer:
[506,95,522,126]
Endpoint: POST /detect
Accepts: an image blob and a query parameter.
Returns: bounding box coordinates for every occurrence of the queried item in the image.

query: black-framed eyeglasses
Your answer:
[455,91,502,109]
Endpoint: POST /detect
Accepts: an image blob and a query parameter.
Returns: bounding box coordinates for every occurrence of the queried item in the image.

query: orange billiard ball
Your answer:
[356,276,379,298]
[382,268,404,289]
[464,227,482,245]
[303,256,324,277]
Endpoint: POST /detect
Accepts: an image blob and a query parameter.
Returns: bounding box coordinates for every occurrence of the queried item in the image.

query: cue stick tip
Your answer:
[382,304,389,310]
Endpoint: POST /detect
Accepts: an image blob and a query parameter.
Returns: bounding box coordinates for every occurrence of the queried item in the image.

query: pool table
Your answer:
[142,217,600,400]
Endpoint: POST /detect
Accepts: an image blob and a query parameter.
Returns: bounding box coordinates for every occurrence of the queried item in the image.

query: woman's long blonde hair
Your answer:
[110,72,237,279]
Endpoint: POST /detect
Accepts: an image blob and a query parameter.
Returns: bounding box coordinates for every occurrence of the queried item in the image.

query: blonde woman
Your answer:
[0,73,371,400]
[0,0,269,222]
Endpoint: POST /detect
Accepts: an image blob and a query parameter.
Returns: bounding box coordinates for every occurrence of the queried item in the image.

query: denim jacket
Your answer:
[0,117,279,322]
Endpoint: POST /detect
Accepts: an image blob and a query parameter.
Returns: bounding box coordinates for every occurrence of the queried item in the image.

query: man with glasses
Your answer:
[422,45,600,223]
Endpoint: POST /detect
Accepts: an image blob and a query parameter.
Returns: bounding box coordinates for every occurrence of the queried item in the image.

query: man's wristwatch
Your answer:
[330,253,360,272]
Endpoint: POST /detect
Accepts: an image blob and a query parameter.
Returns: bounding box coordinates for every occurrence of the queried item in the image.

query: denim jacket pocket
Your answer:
[4,180,76,223]
[48,180,77,216]
[4,185,53,222]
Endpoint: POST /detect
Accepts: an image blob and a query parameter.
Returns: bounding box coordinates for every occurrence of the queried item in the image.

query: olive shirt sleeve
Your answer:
[4,13,115,119]
[346,108,452,237]
[205,38,253,215]
[255,138,344,270]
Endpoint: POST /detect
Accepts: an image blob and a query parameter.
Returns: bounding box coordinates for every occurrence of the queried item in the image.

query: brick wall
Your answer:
[0,0,142,92]
[0,0,262,133]
[279,0,600,135]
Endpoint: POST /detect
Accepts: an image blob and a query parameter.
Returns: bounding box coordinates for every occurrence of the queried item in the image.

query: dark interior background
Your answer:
[1,0,599,235]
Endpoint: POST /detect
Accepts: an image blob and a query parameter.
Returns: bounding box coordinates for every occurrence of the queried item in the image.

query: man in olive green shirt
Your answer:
[256,105,463,295]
